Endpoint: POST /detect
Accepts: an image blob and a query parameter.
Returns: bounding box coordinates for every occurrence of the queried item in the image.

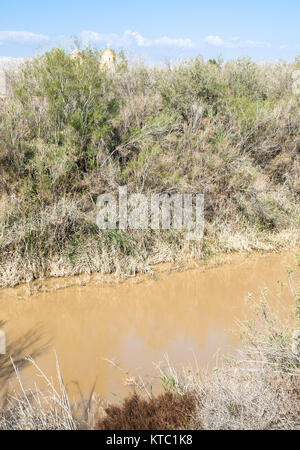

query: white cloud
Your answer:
[78,29,193,48]
[204,35,225,46]
[0,31,49,46]
[204,35,271,49]
[153,36,193,48]
[243,39,272,48]
[124,30,149,47]
[0,29,277,55]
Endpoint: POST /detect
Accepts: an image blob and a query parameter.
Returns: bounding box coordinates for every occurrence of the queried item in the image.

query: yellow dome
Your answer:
[102,48,114,56]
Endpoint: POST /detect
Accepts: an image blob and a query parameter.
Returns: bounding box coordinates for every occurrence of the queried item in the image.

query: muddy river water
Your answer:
[0,251,298,401]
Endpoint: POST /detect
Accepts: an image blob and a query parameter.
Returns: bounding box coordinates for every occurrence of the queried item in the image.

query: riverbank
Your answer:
[0,245,299,295]
[1,49,300,288]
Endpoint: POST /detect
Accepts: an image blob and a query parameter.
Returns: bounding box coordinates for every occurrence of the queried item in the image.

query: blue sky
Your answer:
[1,0,300,63]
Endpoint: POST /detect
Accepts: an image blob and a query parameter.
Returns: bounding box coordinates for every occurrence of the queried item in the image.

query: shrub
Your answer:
[95,391,196,430]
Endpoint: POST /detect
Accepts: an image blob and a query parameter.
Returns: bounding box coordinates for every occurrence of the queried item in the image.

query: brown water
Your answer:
[0,251,298,401]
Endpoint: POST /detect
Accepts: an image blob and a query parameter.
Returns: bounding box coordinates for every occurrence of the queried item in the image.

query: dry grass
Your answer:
[0,353,77,430]
[158,359,300,430]
[0,350,109,430]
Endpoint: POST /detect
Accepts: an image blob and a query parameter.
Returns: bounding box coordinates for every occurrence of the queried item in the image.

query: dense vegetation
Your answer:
[0,48,300,286]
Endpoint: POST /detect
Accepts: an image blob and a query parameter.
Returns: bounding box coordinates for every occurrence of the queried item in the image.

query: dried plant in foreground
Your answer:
[0,352,77,430]
[95,391,196,430]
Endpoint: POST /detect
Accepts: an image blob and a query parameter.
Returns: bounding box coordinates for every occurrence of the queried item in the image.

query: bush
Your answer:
[95,392,196,430]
